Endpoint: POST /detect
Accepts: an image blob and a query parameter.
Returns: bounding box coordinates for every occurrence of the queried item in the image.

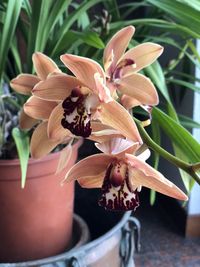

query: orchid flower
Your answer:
[32,56,142,143]
[103,26,163,108]
[10,52,74,159]
[64,138,188,211]
[24,95,122,158]
[24,95,74,158]
[10,52,61,130]
[11,52,125,158]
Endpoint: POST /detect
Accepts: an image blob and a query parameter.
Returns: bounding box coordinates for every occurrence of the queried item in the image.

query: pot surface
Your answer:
[0,141,81,262]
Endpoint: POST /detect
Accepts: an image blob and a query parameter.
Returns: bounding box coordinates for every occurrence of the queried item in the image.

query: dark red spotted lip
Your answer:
[98,162,140,211]
[61,90,92,138]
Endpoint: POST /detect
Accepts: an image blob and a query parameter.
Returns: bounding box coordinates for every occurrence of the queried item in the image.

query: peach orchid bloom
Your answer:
[24,95,74,158]
[103,26,163,107]
[10,52,74,159]
[24,96,119,158]
[10,52,61,130]
[32,57,142,143]
[64,138,188,211]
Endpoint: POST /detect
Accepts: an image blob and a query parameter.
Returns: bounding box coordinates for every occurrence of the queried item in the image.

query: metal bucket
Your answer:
[0,212,140,267]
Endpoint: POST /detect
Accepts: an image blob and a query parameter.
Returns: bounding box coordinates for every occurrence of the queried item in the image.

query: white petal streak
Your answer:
[137,148,151,162]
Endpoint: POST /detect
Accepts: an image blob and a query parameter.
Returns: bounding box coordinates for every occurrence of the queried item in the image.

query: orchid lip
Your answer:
[61,89,92,138]
[98,161,140,211]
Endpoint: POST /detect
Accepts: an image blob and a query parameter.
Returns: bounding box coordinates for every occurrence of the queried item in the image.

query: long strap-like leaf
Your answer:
[50,0,104,57]
[0,0,23,90]
[12,128,30,189]
[146,0,200,36]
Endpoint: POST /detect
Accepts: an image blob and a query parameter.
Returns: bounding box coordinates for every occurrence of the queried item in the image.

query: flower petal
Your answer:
[78,173,105,188]
[126,153,188,201]
[24,96,57,120]
[60,54,105,92]
[122,43,163,74]
[64,154,114,183]
[19,109,38,130]
[117,73,159,105]
[48,102,73,141]
[135,146,151,161]
[94,72,112,103]
[89,132,123,143]
[32,74,82,101]
[32,52,61,80]
[56,142,73,174]
[120,95,141,110]
[95,138,140,156]
[99,100,143,143]
[30,121,59,159]
[91,121,115,132]
[89,122,123,143]
[10,74,40,95]
[103,26,135,74]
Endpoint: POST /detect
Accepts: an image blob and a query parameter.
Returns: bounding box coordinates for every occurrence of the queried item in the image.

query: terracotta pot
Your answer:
[0,213,90,266]
[0,140,82,263]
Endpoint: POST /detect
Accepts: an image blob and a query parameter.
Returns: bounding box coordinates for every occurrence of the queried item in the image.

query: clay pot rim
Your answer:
[0,139,83,166]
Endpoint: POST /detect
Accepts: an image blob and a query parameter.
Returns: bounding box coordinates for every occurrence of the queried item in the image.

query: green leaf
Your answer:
[179,114,200,129]
[187,40,200,63]
[153,107,200,163]
[27,0,46,71]
[166,78,200,93]
[165,103,193,192]
[43,0,71,47]
[182,0,200,11]
[22,0,32,18]
[110,19,200,39]
[51,28,105,56]
[150,119,160,205]
[173,145,192,192]
[169,70,200,84]
[81,31,105,49]
[27,0,71,70]
[146,0,200,35]
[53,30,82,56]
[150,190,156,206]
[0,0,23,85]
[10,38,22,74]
[50,0,104,57]
[104,0,120,21]
[77,10,90,30]
[145,61,171,103]
[12,128,30,188]
[142,35,180,48]
[120,2,149,19]
[151,119,161,169]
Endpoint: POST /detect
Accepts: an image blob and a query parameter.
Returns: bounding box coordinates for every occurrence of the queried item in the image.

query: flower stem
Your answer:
[135,119,200,185]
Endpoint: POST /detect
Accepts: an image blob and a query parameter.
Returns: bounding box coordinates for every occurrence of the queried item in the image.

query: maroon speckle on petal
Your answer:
[61,89,92,138]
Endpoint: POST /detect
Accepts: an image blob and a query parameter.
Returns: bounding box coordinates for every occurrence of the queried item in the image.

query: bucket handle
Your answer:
[67,254,87,267]
[120,215,141,267]
[67,215,141,267]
